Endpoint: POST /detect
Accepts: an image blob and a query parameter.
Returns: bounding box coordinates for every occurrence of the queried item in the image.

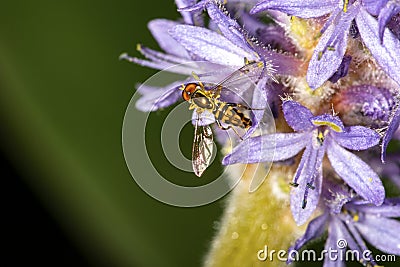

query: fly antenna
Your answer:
[191,71,204,88]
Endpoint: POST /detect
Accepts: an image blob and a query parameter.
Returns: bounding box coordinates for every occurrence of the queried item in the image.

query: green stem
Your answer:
[204,164,304,267]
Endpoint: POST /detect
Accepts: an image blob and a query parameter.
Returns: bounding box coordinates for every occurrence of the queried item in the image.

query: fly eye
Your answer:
[182,90,190,101]
[182,83,198,101]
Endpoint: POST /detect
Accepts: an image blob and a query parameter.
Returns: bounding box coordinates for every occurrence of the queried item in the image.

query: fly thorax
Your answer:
[193,95,213,109]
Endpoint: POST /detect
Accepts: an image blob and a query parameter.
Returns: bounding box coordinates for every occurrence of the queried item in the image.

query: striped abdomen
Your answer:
[213,102,252,129]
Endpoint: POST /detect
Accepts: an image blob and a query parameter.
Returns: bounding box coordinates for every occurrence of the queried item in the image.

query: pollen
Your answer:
[312,120,344,132]
[304,84,323,97]
[343,0,349,12]
[318,51,323,60]
[291,77,334,112]
[353,214,359,222]
[289,17,321,54]
[317,131,325,143]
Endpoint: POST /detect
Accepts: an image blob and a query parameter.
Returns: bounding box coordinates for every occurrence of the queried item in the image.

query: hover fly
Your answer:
[181,61,265,177]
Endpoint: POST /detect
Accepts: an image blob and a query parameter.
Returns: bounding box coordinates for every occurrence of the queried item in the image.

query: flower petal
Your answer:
[148,19,190,58]
[323,217,348,267]
[355,214,400,255]
[322,180,355,214]
[387,12,400,40]
[239,12,297,54]
[135,80,184,111]
[257,25,298,53]
[137,45,190,65]
[327,139,385,206]
[119,51,195,75]
[332,84,395,128]
[263,51,305,76]
[287,212,329,264]
[169,25,256,67]
[346,198,400,217]
[266,83,284,119]
[382,106,400,162]
[307,6,359,89]
[282,100,314,132]
[242,77,269,139]
[378,1,400,42]
[343,219,375,265]
[356,8,400,86]
[380,154,400,189]
[328,55,352,83]
[250,0,336,18]
[222,132,310,165]
[175,0,204,25]
[290,140,325,226]
[206,3,254,55]
[331,126,380,150]
[362,0,388,16]
[176,0,206,12]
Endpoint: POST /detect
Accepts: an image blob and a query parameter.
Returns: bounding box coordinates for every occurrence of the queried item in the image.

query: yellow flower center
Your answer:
[312,120,343,132]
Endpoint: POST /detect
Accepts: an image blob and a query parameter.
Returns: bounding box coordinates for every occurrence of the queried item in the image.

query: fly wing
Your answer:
[192,114,214,177]
[212,61,265,98]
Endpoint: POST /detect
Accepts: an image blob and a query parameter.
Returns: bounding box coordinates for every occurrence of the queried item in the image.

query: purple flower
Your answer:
[382,104,400,162]
[121,1,303,112]
[172,1,303,77]
[175,0,205,26]
[237,11,298,54]
[378,1,400,41]
[332,84,396,128]
[223,100,384,225]
[331,84,399,162]
[119,16,200,112]
[250,0,400,89]
[372,152,400,189]
[328,55,352,83]
[289,186,400,266]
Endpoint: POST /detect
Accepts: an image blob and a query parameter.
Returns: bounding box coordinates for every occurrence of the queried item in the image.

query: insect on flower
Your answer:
[181,61,265,177]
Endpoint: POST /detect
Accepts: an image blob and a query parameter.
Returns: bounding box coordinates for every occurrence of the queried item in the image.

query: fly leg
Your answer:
[226,103,249,109]
[226,103,264,111]
[215,120,243,140]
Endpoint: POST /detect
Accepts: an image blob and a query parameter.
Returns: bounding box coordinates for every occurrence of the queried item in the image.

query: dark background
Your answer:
[1,1,223,266]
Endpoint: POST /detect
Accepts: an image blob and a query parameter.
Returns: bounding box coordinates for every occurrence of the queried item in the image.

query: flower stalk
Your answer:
[204,164,304,267]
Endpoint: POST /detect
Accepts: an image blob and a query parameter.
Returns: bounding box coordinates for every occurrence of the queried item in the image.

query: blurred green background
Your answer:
[1,1,398,267]
[0,1,223,266]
